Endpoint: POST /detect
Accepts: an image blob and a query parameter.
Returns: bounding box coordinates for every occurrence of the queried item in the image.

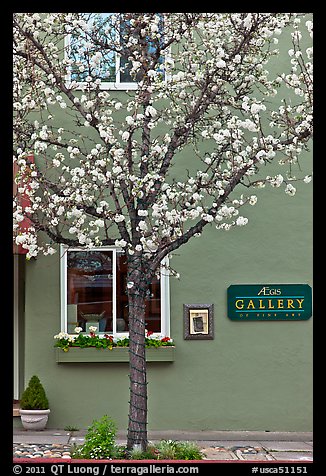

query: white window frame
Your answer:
[64,35,138,91]
[60,245,170,337]
[64,14,171,91]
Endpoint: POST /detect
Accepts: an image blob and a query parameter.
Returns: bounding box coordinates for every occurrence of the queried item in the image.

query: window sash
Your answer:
[60,245,170,336]
[64,14,170,91]
[65,34,138,90]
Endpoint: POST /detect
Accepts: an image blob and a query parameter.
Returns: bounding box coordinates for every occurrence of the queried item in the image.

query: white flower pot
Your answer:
[19,409,50,430]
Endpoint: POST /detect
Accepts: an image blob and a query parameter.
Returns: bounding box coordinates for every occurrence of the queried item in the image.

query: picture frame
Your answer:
[183,303,214,340]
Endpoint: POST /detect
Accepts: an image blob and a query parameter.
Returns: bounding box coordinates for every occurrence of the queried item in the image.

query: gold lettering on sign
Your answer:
[267,299,275,309]
[259,299,266,309]
[258,286,282,296]
[297,299,304,309]
[247,300,255,309]
[287,299,295,309]
[277,299,284,309]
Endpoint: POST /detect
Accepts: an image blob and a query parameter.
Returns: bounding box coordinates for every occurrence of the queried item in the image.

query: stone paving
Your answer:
[13,438,313,461]
[199,442,313,461]
[13,430,313,461]
[13,443,72,459]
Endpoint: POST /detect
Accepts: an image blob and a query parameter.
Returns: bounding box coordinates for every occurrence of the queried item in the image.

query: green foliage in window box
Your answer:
[20,375,49,410]
[54,329,174,352]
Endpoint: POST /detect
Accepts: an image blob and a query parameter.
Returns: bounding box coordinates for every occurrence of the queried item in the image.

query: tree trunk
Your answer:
[126,285,148,451]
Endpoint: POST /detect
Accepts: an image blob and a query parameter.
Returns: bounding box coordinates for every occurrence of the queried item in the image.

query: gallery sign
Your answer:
[227,284,312,321]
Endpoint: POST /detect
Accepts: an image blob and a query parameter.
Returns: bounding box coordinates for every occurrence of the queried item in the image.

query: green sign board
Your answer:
[227,284,312,321]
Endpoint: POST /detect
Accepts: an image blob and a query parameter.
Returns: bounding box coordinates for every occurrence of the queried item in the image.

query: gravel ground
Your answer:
[13,443,72,459]
[13,442,313,461]
[13,443,272,460]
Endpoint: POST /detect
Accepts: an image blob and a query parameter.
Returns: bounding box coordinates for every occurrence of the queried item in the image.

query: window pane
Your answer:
[116,252,161,333]
[116,252,129,331]
[70,13,116,82]
[119,14,165,83]
[67,250,113,333]
[69,13,165,85]
[146,276,161,333]
[66,249,162,334]
[119,56,136,83]
[119,16,136,83]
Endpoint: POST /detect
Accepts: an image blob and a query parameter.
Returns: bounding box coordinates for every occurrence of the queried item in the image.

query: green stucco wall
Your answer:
[19,172,312,431]
[16,16,313,432]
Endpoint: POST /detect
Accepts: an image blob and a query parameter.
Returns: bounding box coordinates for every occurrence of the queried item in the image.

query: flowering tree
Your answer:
[13,13,313,451]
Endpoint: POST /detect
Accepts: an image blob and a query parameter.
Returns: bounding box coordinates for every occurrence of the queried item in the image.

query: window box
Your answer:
[55,346,175,363]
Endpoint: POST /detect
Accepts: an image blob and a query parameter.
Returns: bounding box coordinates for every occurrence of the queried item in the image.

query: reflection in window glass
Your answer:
[66,249,161,334]
[68,13,165,85]
[67,250,113,333]
[70,13,116,82]
[115,252,161,332]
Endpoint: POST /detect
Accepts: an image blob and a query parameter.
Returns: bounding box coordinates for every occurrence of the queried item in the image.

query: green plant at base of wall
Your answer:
[155,440,203,460]
[64,425,80,432]
[71,415,119,460]
[71,415,203,460]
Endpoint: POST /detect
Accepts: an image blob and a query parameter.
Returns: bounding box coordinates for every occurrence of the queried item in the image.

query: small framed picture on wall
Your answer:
[183,303,214,340]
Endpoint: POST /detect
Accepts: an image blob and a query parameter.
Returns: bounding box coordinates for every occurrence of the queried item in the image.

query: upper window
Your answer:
[60,246,170,336]
[65,13,165,90]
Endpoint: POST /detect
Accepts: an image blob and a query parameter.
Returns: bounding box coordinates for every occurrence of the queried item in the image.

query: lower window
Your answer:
[60,246,170,336]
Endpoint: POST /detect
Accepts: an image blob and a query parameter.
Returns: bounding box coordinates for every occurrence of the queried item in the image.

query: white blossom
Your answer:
[115,239,127,247]
[251,103,266,115]
[216,59,226,68]
[94,219,104,227]
[138,209,148,217]
[145,105,157,118]
[202,214,214,222]
[12,12,312,262]
[270,174,284,187]
[285,183,296,196]
[54,332,70,340]
[138,220,148,231]
[114,214,125,223]
[236,216,248,226]
[126,116,134,126]
[122,131,130,142]
[243,14,253,30]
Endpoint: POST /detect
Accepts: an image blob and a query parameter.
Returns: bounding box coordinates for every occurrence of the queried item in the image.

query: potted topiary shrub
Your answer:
[19,375,50,430]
